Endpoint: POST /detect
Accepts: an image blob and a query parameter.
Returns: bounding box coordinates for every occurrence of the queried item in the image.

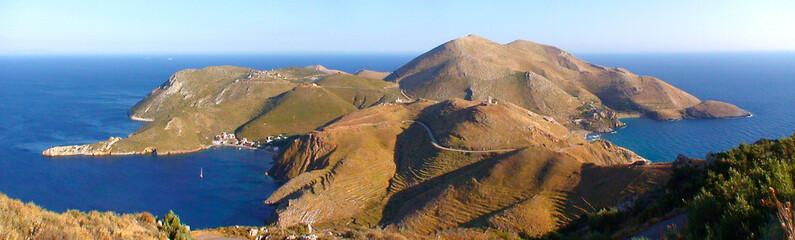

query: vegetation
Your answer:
[763,188,795,240]
[158,211,193,240]
[541,133,795,240]
[0,193,164,240]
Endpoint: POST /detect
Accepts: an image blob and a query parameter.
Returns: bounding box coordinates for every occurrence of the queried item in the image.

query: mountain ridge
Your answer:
[42,35,748,159]
[387,35,749,130]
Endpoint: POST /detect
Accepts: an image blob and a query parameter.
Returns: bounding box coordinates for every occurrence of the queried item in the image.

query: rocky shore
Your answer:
[41,138,206,157]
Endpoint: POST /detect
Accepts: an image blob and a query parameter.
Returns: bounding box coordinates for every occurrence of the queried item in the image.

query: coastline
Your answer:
[41,145,210,157]
[42,143,277,157]
[129,115,155,122]
[617,112,643,119]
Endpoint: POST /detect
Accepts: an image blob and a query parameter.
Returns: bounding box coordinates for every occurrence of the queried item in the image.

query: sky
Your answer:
[1,0,794,55]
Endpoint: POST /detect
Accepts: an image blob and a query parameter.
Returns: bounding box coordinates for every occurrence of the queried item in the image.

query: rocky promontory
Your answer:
[42,137,158,156]
[648,100,751,121]
[43,137,123,156]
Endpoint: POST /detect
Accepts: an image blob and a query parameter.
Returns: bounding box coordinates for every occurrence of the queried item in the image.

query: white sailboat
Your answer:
[200,167,203,179]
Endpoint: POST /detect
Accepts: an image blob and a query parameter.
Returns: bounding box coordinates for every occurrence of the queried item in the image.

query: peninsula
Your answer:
[29,35,771,239]
[42,35,748,157]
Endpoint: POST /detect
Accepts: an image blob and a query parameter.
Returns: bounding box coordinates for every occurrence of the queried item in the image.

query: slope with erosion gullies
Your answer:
[265,98,666,236]
[386,35,749,129]
[43,66,396,156]
[235,73,401,141]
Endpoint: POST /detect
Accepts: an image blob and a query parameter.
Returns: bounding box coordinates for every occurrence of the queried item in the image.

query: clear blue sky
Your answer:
[2,0,794,54]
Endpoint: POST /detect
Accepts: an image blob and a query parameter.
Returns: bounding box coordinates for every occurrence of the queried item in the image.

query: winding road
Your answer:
[400,90,414,102]
[321,113,589,154]
[324,120,519,153]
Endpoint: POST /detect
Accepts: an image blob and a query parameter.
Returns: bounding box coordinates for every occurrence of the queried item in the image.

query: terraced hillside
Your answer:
[265,98,670,236]
[386,35,749,131]
[43,67,400,156]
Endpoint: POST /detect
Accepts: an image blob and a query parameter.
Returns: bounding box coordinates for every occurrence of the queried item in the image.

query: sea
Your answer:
[0,52,793,229]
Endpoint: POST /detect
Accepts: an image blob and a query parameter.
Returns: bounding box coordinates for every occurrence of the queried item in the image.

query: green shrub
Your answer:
[539,133,795,239]
[159,210,194,240]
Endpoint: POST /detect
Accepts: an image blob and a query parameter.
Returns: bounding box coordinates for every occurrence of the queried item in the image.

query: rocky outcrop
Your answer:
[305,65,346,75]
[42,137,122,156]
[268,133,337,180]
[648,100,751,121]
[682,100,751,119]
[42,137,162,156]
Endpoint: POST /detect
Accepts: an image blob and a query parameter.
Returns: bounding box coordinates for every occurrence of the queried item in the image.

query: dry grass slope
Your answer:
[266,98,670,237]
[0,193,164,240]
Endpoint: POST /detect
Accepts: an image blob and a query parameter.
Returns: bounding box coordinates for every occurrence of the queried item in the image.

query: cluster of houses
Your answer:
[265,133,288,143]
[212,132,289,149]
[212,132,255,147]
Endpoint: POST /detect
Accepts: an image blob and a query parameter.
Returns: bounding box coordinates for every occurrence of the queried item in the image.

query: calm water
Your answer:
[0,52,792,228]
[580,52,795,161]
[0,54,415,229]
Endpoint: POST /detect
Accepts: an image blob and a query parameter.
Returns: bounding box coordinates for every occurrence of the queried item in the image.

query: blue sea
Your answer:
[0,52,793,229]
[579,53,795,161]
[0,54,415,229]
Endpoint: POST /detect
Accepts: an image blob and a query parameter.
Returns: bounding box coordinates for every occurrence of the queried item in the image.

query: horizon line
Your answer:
[2,49,795,57]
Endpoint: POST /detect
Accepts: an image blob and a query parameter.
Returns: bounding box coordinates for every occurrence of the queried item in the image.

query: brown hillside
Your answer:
[265,98,667,236]
[355,69,391,80]
[385,35,748,130]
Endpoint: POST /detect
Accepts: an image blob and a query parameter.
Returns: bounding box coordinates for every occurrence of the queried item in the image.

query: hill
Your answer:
[264,98,670,236]
[385,35,749,131]
[43,67,400,156]
[355,69,391,80]
[235,73,401,141]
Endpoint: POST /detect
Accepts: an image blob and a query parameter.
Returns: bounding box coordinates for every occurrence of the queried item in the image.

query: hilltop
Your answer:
[354,69,390,80]
[386,35,749,131]
[264,98,670,236]
[42,66,400,156]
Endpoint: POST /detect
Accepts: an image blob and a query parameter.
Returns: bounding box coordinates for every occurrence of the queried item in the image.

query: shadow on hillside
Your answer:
[379,117,520,227]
